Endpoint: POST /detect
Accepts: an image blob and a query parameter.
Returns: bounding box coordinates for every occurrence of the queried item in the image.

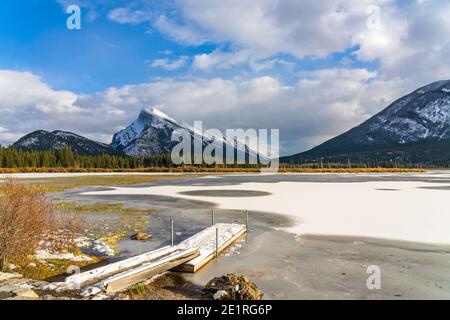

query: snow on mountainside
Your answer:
[112,107,261,159]
[12,107,264,160]
[282,79,450,163]
[364,80,450,145]
[111,108,183,157]
[13,130,117,156]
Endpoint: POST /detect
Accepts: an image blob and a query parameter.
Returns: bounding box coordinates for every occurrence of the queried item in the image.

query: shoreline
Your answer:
[0,167,427,176]
[2,172,450,299]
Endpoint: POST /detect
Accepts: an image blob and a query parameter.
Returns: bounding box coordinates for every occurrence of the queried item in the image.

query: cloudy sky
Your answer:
[0,0,449,155]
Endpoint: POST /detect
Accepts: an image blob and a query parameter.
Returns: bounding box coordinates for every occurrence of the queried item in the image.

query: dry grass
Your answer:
[0,179,80,270]
[14,174,188,193]
[20,257,103,281]
[0,166,426,175]
[0,180,54,270]
[277,167,426,173]
[56,201,159,215]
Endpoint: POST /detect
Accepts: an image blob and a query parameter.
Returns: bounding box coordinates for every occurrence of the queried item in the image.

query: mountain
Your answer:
[13,130,118,156]
[12,108,263,161]
[111,108,182,157]
[112,107,261,160]
[282,80,450,165]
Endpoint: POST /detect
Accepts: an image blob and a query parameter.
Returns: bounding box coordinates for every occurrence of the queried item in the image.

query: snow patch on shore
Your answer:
[36,250,92,262]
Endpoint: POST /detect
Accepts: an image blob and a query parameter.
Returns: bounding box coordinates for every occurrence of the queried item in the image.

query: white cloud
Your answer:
[0,70,80,115]
[192,50,251,70]
[107,7,152,24]
[155,0,376,57]
[154,15,207,45]
[147,0,450,86]
[6,1,450,154]
[150,56,188,71]
[0,68,421,154]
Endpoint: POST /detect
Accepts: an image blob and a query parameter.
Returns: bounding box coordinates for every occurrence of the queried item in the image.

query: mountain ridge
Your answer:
[281,79,450,165]
[13,108,263,161]
[13,130,119,156]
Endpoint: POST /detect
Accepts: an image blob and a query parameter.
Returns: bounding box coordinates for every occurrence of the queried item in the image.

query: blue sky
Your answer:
[0,0,449,155]
[0,0,378,93]
[0,0,195,92]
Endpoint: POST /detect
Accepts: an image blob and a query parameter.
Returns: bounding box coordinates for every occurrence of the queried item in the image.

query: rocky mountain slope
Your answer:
[13,130,118,156]
[13,108,262,161]
[111,108,182,157]
[282,80,450,165]
[112,107,260,160]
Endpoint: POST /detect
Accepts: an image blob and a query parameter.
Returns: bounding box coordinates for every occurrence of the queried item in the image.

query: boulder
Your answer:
[131,232,152,241]
[203,274,263,300]
[0,272,22,283]
[13,288,39,299]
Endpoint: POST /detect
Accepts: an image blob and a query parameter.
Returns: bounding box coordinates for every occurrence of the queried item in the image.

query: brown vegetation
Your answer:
[0,166,425,174]
[0,179,80,271]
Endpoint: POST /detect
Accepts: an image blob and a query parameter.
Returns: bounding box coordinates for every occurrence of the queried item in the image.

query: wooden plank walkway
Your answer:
[82,248,200,295]
[174,223,247,273]
[66,245,181,288]
[66,223,247,296]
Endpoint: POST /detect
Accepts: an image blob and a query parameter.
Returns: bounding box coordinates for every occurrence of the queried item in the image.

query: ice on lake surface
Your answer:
[83,172,450,245]
[13,172,450,299]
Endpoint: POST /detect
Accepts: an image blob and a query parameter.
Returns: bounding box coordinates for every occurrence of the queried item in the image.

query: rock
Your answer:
[203,274,263,300]
[213,290,229,300]
[13,288,39,299]
[5,296,37,300]
[40,295,67,300]
[7,264,17,271]
[0,285,18,293]
[43,281,76,293]
[131,232,152,241]
[0,272,22,283]
[91,294,111,301]
[112,293,130,300]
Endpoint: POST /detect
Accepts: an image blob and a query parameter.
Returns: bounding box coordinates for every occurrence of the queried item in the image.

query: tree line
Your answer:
[0,146,174,169]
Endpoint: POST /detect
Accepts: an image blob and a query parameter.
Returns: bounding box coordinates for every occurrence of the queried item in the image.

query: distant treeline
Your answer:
[0,146,174,169]
[0,146,263,170]
[0,146,436,171]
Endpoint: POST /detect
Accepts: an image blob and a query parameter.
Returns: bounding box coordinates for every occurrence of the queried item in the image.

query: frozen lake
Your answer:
[83,172,450,245]
[24,172,450,299]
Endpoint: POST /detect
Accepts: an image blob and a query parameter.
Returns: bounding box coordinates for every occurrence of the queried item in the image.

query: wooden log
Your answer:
[105,248,200,293]
[66,245,176,287]
[82,248,200,295]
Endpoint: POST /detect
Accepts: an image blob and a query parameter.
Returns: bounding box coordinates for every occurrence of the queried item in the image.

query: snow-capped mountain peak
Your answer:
[111,108,265,159]
[111,107,183,156]
[111,107,180,153]
[14,107,266,161]
[141,107,178,124]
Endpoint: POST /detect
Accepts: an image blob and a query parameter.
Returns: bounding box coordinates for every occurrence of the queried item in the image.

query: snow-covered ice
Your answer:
[83,176,450,245]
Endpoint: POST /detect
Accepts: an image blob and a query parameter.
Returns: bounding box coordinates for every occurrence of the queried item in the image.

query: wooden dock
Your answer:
[174,223,247,273]
[82,247,200,295]
[66,223,247,296]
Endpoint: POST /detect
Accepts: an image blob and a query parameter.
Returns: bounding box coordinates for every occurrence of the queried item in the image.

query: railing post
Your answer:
[245,210,249,232]
[212,209,215,226]
[215,227,219,259]
[171,218,174,246]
